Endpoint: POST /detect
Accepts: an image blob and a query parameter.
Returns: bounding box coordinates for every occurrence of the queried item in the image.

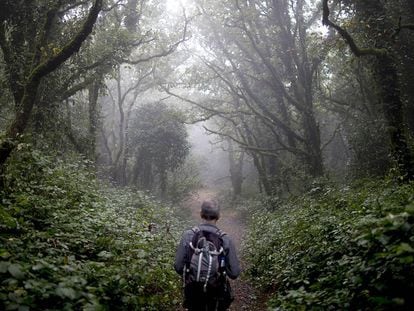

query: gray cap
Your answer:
[200,200,220,220]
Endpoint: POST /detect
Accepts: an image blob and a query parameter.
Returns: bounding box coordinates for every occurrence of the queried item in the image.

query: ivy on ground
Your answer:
[244,180,414,310]
[0,145,182,310]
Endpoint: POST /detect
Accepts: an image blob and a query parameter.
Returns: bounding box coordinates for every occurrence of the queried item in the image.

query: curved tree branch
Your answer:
[30,0,103,82]
[0,0,103,169]
[322,0,387,57]
[119,10,190,65]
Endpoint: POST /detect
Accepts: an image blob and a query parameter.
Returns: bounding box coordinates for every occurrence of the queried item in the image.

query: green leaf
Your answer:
[31,263,44,271]
[55,287,77,300]
[136,249,147,259]
[5,302,19,310]
[8,263,25,279]
[395,243,414,255]
[97,251,113,259]
[399,256,414,264]
[0,249,11,259]
[0,261,10,273]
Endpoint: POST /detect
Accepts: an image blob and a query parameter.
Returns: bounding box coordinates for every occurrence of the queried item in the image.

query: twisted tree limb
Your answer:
[0,0,103,169]
[322,0,387,57]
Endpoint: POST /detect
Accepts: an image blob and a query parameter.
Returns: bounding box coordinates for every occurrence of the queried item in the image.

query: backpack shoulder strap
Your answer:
[215,229,228,256]
[186,227,200,256]
[217,229,227,238]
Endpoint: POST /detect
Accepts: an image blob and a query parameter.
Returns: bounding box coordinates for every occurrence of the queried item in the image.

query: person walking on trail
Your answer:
[174,200,241,311]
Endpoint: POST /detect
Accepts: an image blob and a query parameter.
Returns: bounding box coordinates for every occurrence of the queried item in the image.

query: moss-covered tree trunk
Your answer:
[356,0,414,180]
[88,80,101,162]
[375,54,414,179]
[0,0,103,176]
[323,0,414,180]
[399,0,414,135]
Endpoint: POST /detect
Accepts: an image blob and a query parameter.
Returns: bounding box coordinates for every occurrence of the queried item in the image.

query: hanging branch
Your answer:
[161,86,232,116]
[203,125,287,158]
[322,0,387,57]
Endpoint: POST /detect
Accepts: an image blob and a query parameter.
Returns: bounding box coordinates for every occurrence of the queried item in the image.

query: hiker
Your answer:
[174,200,241,311]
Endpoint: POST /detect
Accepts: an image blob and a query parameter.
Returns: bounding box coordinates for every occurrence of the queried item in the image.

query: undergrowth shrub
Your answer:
[244,180,414,310]
[0,145,182,310]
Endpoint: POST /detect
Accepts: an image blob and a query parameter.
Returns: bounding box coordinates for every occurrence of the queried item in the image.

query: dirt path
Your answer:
[185,189,266,311]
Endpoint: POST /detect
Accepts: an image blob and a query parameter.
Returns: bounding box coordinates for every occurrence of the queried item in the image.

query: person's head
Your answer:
[200,200,220,222]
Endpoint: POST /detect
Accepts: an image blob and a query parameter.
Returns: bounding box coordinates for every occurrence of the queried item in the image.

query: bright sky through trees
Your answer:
[165,0,187,14]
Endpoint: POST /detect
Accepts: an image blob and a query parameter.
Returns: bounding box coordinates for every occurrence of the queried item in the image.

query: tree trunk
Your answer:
[398,1,414,135]
[88,81,100,162]
[355,0,414,180]
[303,111,324,177]
[323,0,414,180]
[252,153,272,195]
[375,54,414,180]
[120,131,129,186]
[0,0,102,172]
[0,79,40,166]
[228,140,244,200]
[297,0,324,178]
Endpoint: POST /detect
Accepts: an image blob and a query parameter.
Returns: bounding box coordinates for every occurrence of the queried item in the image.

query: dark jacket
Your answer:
[174,223,241,279]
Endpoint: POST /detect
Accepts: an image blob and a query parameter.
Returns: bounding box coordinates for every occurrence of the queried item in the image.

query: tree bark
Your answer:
[0,0,102,171]
[375,54,414,180]
[323,0,414,180]
[399,0,414,135]
[88,80,101,162]
[227,140,244,200]
[251,153,271,195]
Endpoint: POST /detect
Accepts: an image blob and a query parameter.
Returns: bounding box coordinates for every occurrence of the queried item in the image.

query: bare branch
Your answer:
[120,66,155,104]
[203,125,284,158]
[59,76,96,100]
[161,86,232,116]
[119,10,190,65]
[184,113,219,124]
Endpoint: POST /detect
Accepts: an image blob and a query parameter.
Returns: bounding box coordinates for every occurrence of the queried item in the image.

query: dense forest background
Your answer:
[1,0,414,310]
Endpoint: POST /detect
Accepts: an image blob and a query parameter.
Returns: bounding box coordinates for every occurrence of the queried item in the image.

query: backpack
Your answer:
[184,227,226,293]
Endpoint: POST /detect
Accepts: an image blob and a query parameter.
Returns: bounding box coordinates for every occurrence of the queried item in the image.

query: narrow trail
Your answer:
[184,188,266,311]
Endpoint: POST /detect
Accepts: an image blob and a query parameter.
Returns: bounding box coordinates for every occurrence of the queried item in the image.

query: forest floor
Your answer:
[182,188,267,311]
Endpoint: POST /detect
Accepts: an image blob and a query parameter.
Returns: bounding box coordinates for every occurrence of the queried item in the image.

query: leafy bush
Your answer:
[166,157,201,205]
[0,145,182,310]
[244,180,414,310]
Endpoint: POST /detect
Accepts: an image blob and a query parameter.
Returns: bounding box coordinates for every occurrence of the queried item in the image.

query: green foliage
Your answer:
[129,102,190,195]
[130,102,189,172]
[244,180,414,310]
[0,145,182,310]
[347,117,391,179]
[166,157,201,204]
